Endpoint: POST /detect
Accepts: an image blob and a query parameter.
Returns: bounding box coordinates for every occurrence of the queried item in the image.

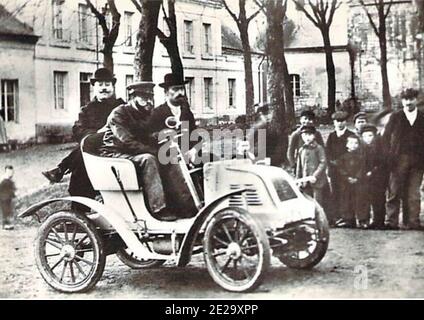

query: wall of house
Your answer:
[285,50,351,111]
[349,1,422,109]
[0,38,37,142]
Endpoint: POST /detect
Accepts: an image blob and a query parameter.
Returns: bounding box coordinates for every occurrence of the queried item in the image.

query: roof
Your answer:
[221,24,243,51]
[0,4,38,42]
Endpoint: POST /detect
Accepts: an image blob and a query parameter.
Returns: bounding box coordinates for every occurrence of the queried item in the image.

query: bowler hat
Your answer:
[300,125,316,134]
[331,111,349,121]
[158,73,189,89]
[360,124,377,135]
[353,111,367,124]
[127,81,155,95]
[90,68,116,85]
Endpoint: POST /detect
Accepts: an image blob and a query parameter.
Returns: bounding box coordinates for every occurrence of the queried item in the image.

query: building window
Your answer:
[124,11,134,47]
[228,79,236,108]
[290,74,301,97]
[52,0,64,40]
[185,77,195,107]
[125,74,134,100]
[184,20,194,54]
[54,71,67,110]
[1,80,18,122]
[80,73,92,107]
[78,4,91,44]
[204,78,213,111]
[203,23,211,55]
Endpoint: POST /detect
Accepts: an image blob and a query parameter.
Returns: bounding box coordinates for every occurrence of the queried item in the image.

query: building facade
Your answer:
[0,0,260,142]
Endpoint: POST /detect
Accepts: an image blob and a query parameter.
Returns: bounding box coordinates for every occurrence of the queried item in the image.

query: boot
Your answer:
[42,167,64,183]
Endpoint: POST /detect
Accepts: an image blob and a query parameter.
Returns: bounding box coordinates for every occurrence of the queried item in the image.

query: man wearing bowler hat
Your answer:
[100,81,178,221]
[149,73,200,218]
[42,68,125,211]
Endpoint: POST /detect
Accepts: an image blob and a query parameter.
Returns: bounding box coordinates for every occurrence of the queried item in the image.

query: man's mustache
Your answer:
[100,90,111,93]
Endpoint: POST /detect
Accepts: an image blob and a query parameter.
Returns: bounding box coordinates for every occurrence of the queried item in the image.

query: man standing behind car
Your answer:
[42,68,125,211]
[100,82,177,221]
[383,88,424,230]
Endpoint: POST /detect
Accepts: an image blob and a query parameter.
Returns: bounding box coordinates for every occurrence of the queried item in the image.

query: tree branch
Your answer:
[328,0,342,27]
[253,0,267,15]
[359,0,380,36]
[384,0,393,19]
[247,7,262,23]
[221,0,240,23]
[293,0,320,28]
[85,0,109,37]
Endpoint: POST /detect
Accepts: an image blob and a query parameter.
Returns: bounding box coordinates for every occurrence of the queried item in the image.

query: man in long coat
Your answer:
[42,68,124,210]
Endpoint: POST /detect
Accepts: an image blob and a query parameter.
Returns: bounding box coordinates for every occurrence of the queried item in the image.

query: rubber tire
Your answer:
[116,248,165,269]
[35,211,106,293]
[278,204,329,269]
[203,207,270,292]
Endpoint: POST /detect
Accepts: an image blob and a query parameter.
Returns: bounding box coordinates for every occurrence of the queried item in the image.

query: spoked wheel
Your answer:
[35,211,106,293]
[277,205,329,269]
[116,247,165,269]
[203,207,270,292]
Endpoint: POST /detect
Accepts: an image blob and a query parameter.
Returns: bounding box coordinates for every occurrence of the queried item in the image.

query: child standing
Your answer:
[0,165,16,230]
[360,124,387,229]
[335,135,366,228]
[295,126,327,206]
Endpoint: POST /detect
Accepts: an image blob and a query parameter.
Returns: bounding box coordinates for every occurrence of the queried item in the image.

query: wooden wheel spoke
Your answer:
[233,219,240,243]
[233,259,238,271]
[60,261,68,282]
[45,252,61,258]
[75,255,94,266]
[75,234,89,248]
[212,250,227,258]
[52,228,64,244]
[70,224,78,243]
[46,238,63,250]
[69,262,76,283]
[63,222,69,242]
[73,260,87,277]
[220,256,232,273]
[76,248,94,254]
[50,256,64,272]
[221,223,233,243]
[212,235,230,246]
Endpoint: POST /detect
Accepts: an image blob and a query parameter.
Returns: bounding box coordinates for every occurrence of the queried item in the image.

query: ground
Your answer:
[1,142,424,299]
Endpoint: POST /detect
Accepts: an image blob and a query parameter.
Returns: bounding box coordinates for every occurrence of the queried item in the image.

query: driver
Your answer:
[99,82,177,221]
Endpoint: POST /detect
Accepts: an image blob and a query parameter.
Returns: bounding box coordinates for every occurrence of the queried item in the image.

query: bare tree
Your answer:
[359,0,393,110]
[156,0,184,82]
[415,0,424,33]
[220,0,262,122]
[293,0,341,116]
[85,0,121,73]
[131,0,162,81]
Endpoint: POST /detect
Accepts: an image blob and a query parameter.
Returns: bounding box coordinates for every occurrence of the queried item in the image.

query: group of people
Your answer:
[288,88,424,230]
[42,68,200,222]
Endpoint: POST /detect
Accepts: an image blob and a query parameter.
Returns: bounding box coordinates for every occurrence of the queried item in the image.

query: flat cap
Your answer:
[353,111,367,123]
[127,81,155,94]
[300,125,316,134]
[400,88,419,100]
[360,124,377,134]
[331,111,349,121]
[300,110,316,119]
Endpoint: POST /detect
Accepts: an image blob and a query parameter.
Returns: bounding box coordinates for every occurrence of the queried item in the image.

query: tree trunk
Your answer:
[322,28,336,117]
[348,45,356,99]
[281,43,295,128]
[239,22,255,123]
[103,50,114,73]
[134,1,161,81]
[265,0,289,166]
[379,9,392,110]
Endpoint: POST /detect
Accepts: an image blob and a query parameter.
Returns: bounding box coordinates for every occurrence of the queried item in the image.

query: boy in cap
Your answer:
[360,124,387,229]
[335,135,366,228]
[287,110,324,168]
[295,125,327,206]
[325,111,354,224]
[353,112,368,136]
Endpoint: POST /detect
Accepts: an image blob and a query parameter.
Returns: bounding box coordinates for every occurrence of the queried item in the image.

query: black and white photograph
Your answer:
[1,0,424,302]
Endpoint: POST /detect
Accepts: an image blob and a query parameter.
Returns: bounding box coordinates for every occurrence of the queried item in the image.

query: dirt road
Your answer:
[1,225,424,299]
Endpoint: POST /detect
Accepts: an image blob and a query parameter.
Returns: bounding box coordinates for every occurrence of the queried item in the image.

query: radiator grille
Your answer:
[229,184,262,206]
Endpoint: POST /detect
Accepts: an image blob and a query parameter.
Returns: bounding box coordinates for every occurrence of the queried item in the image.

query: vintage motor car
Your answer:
[19,126,329,293]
